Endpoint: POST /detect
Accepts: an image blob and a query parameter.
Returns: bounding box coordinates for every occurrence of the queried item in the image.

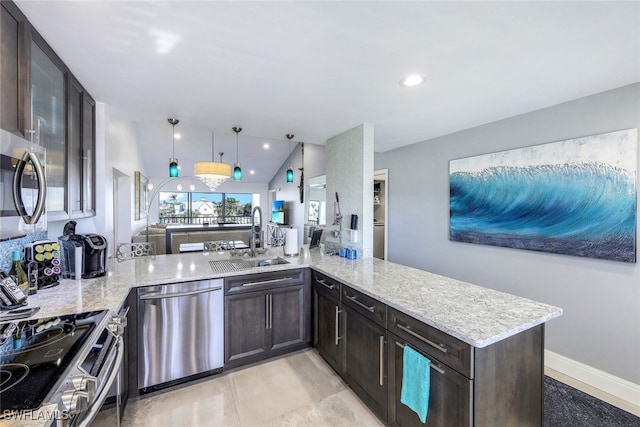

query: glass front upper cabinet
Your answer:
[30,38,67,219]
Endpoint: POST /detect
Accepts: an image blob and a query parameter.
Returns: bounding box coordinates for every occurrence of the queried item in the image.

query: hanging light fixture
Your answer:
[285,133,294,183]
[232,126,242,181]
[194,131,231,190]
[168,118,179,177]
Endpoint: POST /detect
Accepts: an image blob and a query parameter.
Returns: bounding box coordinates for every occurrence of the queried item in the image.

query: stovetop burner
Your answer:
[0,310,107,412]
[0,363,29,392]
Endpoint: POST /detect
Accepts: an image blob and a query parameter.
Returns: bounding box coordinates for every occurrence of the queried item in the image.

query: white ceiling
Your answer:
[15,1,640,182]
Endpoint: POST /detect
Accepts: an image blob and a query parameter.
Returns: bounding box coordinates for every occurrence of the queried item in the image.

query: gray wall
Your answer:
[269,142,326,246]
[375,83,640,385]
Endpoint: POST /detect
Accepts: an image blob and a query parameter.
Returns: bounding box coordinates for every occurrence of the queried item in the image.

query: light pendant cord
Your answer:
[233,126,242,181]
[286,133,294,183]
[168,118,179,178]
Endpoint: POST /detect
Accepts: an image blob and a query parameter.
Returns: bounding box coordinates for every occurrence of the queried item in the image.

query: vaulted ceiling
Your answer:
[15,1,640,182]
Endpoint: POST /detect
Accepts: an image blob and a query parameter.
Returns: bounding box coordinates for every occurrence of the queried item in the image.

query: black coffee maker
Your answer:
[58,221,108,279]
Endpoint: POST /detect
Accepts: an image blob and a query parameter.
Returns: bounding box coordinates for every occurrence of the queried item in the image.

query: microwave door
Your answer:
[11,151,47,224]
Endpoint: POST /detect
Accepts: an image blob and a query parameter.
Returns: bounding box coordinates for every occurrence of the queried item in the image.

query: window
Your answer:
[158,191,253,225]
[224,193,253,222]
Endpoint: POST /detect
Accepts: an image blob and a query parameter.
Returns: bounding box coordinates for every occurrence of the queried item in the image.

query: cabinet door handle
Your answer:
[345,294,375,313]
[316,279,335,290]
[334,306,343,346]
[379,335,385,386]
[397,324,448,353]
[269,294,273,329]
[265,294,270,329]
[243,277,293,287]
[313,293,318,345]
[395,342,446,375]
[140,286,222,300]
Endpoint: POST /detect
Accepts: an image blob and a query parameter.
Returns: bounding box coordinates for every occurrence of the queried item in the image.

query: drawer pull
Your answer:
[317,278,335,290]
[242,277,293,287]
[396,342,445,375]
[397,324,448,353]
[345,294,375,313]
[265,294,270,329]
[335,306,343,345]
[379,335,385,386]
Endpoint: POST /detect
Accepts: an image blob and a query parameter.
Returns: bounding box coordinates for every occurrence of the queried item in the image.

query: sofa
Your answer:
[132,224,252,254]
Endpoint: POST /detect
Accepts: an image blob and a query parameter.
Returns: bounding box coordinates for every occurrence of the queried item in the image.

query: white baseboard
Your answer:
[545,350,640,407]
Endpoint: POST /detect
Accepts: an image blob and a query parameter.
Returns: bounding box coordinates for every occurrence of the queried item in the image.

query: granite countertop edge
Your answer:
[22,249,562,349]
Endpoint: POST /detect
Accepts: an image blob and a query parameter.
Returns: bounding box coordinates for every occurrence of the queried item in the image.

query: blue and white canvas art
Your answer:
[449,129,638,263]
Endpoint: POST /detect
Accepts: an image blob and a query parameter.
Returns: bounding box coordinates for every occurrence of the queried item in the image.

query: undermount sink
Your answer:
[247,257,290,267]
[209,257,289,274]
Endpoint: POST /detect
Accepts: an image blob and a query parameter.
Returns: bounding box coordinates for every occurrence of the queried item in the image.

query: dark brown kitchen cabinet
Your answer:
[0,1,96,219]
[387,333,472,427]
[224,269,310,369]
[312,273,388,420]
[0,2,29,137]
[67,74,96,218]
[388,306,544,427]
[81,92,96,215]
[30,31,69,219]
[225,290,269,365]
[270,285,309,351]
[312,271,344,373]
[343,304,387,420]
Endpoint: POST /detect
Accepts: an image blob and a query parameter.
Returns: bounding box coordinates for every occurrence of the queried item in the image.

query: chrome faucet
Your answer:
[250,206,262,257]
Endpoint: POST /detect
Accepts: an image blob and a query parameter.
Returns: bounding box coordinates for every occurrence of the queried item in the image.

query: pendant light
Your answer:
[285,133,294,183]
[194,131,231,190]
[168,118,179,177]
[232,126,242,181]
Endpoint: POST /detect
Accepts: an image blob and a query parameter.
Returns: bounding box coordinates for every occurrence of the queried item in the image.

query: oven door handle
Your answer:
[12,151,47,225]
[77,336,124,427]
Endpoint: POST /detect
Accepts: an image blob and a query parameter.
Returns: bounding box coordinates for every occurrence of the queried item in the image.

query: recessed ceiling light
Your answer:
[399,74,427,87]
[250,170,255,175]
[263,143,270,149]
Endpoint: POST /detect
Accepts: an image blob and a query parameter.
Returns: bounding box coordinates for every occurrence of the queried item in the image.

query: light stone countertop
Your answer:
[22,248,562,348]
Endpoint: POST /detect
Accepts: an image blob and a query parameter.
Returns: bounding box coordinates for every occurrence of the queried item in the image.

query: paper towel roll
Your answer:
[284,228,299,256]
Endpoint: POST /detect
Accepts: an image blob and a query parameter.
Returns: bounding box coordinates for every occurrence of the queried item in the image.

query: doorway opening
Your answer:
[374,169,388,260]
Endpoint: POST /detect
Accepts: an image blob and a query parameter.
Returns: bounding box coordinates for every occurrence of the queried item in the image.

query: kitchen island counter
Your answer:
[25,248,561,348]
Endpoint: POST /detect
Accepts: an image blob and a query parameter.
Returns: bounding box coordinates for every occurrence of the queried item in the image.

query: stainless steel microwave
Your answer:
[0,129,46,241]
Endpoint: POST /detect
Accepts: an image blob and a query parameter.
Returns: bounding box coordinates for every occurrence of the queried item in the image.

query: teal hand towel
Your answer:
[400,345,431,423]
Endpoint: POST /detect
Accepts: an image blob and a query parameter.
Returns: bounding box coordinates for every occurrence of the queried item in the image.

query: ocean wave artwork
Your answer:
[449,129,638,263]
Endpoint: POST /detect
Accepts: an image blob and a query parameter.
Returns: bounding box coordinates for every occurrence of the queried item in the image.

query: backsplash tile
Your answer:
[0,231,48,272]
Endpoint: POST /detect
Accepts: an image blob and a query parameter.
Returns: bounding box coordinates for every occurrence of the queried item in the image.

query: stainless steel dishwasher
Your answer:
[137,279,224,392]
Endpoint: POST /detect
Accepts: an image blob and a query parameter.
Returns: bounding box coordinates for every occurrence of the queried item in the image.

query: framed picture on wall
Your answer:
[134,171,148,221]
[449,128,638,263]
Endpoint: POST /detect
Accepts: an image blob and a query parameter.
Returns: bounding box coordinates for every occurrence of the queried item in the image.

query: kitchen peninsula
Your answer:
[19,249,561,426]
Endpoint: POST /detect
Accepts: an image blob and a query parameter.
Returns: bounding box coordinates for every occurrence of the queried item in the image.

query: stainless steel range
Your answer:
[0,309,126,426]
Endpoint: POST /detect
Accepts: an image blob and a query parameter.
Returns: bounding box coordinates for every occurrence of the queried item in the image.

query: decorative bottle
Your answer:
[9,250,29,296]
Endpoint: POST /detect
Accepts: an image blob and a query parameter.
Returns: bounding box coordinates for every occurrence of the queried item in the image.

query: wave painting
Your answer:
[449,129,638,263]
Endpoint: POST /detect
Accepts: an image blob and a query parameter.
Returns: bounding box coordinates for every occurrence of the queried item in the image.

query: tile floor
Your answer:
[93,349,640,426]
[93,349,383,427]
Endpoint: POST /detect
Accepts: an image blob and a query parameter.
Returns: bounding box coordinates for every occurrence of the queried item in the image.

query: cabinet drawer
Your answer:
[388,308,472,379]
[388,333,472,427]
[312,270,341,300]
[342,285,386,328]
[225,269,305,295]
